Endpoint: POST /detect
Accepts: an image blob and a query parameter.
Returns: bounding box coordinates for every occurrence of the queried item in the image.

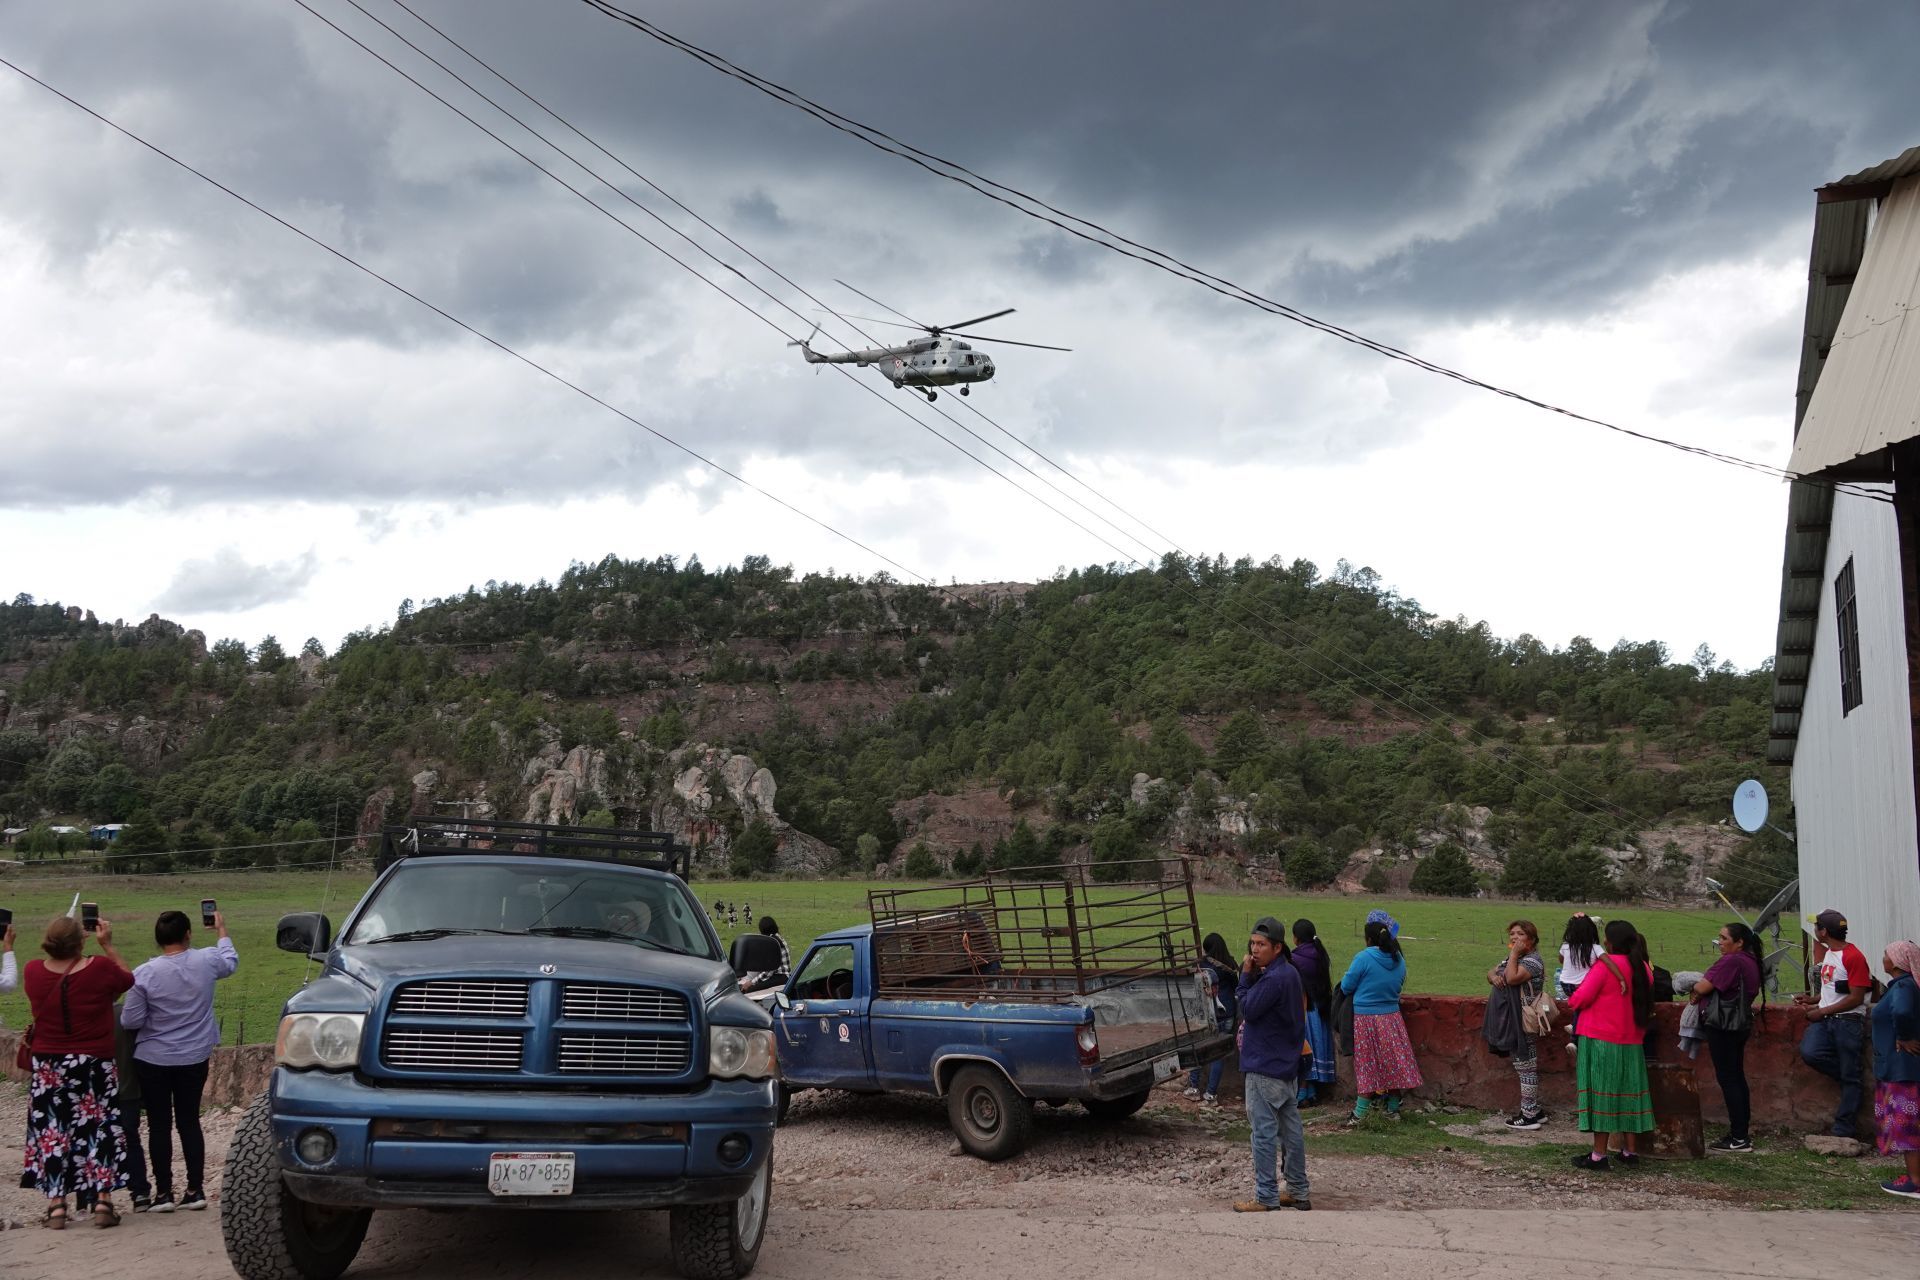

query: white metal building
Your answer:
[1769,145,1920,974]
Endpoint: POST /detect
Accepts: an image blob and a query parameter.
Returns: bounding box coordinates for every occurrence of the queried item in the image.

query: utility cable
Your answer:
[576,0,1891,506]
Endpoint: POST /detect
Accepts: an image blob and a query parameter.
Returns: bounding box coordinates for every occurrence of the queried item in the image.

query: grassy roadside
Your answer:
[1192,1103,1904,1211]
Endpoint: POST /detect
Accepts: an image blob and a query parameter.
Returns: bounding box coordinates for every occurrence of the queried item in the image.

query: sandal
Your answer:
[93,1201,122,1228]
[43,1200,68,1230]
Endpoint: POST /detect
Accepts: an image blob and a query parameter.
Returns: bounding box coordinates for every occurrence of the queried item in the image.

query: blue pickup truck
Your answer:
[764,861,1230,1159]
[220,819,778,1280]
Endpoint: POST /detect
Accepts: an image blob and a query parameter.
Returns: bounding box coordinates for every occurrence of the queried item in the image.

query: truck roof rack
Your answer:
[378,817,691,880]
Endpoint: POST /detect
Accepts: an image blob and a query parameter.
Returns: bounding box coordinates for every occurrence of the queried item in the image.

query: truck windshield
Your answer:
[343,862,717,959]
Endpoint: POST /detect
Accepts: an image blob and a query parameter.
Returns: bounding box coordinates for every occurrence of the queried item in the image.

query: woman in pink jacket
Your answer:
[1565,919,1655,1170]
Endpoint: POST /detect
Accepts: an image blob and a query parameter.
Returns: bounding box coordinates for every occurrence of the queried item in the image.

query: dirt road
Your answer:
[4,1084,1917,1278]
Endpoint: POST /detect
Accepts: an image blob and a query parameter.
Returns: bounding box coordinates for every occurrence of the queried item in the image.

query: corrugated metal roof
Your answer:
[1788,172,1920,478]
[1768,145,1917,763]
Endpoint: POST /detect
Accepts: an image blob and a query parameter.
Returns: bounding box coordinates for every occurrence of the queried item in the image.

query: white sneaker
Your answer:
[1182,1087,1201,1100]
[1202,1093,1218,1106]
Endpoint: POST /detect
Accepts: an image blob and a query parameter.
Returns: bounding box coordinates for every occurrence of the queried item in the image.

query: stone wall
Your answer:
[1221,996,1862,1132]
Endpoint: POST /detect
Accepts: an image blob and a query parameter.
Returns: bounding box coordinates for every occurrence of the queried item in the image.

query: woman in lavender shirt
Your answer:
[122,909,238,1212]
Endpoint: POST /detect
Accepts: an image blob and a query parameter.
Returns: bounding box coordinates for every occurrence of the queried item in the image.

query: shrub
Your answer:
[1409,843,1477,897]
[902,842,941,879]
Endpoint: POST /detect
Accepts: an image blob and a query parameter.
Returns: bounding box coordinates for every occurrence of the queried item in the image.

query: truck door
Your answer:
[775,940,874,1088]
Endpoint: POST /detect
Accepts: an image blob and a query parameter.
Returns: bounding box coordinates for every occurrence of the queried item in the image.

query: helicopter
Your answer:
[788,280,1070,402]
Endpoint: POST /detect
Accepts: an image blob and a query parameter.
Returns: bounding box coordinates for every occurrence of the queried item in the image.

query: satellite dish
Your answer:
[1732,779,1769,834]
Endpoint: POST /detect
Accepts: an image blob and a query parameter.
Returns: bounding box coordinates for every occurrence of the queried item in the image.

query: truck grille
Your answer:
[556,1033,691,1075]
[392,980,529,1017]
[562,984,689,1022]
[384,1029,524,1072]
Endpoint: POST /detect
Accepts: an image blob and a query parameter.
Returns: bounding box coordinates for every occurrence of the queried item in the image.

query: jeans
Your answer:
[135,1059,210,1196]
[118,1100,150,1197]
[1245,1071,1309,1206]
[1705,1026,1751,1141]
[1799,1016,1866,1137]
[1188,1016,1233,1094]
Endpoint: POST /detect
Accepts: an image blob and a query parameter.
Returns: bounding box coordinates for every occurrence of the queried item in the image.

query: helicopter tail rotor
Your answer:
[785,322,824,362]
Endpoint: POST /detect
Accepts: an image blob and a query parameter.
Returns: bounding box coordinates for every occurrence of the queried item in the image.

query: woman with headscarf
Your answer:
[1871,938,1920,1199]
[1289,920,1336,1107]
[1338,915,1421,1122]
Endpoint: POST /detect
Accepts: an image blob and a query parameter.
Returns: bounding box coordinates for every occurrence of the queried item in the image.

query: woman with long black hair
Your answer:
[1290,920,1336,1107]
[1185,933,1239,1104]
[1566,919,1655,1169]
[1338,919,1422,1122]
[1691,921,1763,1153]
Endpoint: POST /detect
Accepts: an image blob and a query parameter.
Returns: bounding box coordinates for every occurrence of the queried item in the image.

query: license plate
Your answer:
[1151,1053,1181,1082]
[487,1151,575,1196]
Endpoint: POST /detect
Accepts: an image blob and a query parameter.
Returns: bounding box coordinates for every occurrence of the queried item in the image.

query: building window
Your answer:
[1836,557,1862,715]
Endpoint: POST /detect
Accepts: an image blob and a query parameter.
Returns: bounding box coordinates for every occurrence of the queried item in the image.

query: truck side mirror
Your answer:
[277,912,332,958]
[774,990,791,1011]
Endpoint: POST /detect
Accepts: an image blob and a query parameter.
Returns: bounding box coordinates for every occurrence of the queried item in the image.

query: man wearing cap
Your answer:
[1232,917,1311,1212]
[1796,909,1871,1139]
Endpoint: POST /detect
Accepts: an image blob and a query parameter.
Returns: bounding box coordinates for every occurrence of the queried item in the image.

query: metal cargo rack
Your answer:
[866,858,1204,1000]
[378,816,691,879]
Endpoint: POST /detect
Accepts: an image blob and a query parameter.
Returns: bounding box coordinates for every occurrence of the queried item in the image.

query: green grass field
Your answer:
[0,869,1784,1046]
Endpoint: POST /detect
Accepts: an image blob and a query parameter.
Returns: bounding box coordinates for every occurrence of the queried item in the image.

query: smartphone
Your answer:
[81,901,100,933]
[202,899,218,928]
[0,907,13,930]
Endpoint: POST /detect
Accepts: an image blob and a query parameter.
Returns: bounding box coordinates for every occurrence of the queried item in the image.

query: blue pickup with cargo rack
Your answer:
[764,859,1230,1159]
[219,818,778,1280]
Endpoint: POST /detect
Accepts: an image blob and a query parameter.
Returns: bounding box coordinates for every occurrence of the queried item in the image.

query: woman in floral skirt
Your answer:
[21,914,133,1228]
[1338,918,1422,1121]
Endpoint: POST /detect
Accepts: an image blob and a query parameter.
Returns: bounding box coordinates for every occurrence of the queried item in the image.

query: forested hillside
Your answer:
[0,554,1795,904]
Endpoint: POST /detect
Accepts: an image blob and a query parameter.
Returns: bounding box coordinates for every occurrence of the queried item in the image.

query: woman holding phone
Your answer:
[122,907,238,1212]
[22,913,134,1228]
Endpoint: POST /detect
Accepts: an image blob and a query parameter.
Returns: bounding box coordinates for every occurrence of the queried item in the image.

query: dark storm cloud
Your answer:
[1,0,1915,509]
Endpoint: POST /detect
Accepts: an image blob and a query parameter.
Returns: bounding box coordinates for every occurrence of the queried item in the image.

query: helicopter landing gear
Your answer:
[921,388,938,403]
[959,385,969,396]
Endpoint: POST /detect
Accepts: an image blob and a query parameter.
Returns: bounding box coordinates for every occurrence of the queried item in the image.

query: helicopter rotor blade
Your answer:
[933,307,1021,333]
[819,311,926,332]
[833,279,930,331]
[945,330,1073,352]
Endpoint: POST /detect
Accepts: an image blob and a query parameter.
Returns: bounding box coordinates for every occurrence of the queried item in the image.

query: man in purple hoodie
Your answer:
[1233,916,1311,1211]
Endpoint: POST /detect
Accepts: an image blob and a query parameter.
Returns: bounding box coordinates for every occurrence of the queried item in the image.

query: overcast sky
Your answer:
[2,0,1915,668]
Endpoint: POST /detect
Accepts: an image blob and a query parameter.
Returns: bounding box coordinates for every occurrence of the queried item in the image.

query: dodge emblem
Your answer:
[540,963,557,975]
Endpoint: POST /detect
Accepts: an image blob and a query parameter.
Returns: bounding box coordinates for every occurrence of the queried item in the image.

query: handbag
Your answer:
[1699,985,1753,1034]
[1521,982,1559,1037]
[13,1022,32,1071]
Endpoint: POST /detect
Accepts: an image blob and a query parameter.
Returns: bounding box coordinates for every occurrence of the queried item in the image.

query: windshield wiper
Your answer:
[361,928,514,945]
[524,926,698,957]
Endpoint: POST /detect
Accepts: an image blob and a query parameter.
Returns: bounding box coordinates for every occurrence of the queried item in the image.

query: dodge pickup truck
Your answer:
[765,859,1229,1159]
[221,819,777,1280]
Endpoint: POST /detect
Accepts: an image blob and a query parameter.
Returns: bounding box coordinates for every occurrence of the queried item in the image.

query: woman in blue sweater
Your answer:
[1872,939,1920,1199]
[1339,919,1423,1122]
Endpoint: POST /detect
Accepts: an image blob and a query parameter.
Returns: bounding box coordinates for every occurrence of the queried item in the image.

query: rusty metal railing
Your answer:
[866,858,1203,1000]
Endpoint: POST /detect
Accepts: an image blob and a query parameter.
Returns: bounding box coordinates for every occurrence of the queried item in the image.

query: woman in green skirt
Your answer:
[1563,919,1655,1169]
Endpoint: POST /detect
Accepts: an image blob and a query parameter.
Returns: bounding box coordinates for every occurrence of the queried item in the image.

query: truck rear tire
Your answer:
[221,1092,372,1280]
[1082,1088,1152,1122]
[946,1065,1033,1161]
[669,1150,772,1280]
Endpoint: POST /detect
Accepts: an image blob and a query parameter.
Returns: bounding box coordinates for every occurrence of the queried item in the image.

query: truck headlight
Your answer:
[276,1013,366,1070]
[709,1027,776,1079]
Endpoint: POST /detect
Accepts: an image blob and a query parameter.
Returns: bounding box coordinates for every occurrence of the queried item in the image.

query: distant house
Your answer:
[48,825,85,837]
[91,824,129,842]
[0,828,26,845]
[1768,144,1920,973]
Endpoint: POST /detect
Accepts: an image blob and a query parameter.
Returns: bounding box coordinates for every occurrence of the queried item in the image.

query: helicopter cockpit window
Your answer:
[963,354,975,365]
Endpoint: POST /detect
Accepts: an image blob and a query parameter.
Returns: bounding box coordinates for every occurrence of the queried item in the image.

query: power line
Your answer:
[576,0,1892,506]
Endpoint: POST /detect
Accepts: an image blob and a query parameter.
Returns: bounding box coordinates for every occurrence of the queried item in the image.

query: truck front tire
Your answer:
[669,1149,772,1280]
[221,1092,372,1280]
[946,1065,1034,1161]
